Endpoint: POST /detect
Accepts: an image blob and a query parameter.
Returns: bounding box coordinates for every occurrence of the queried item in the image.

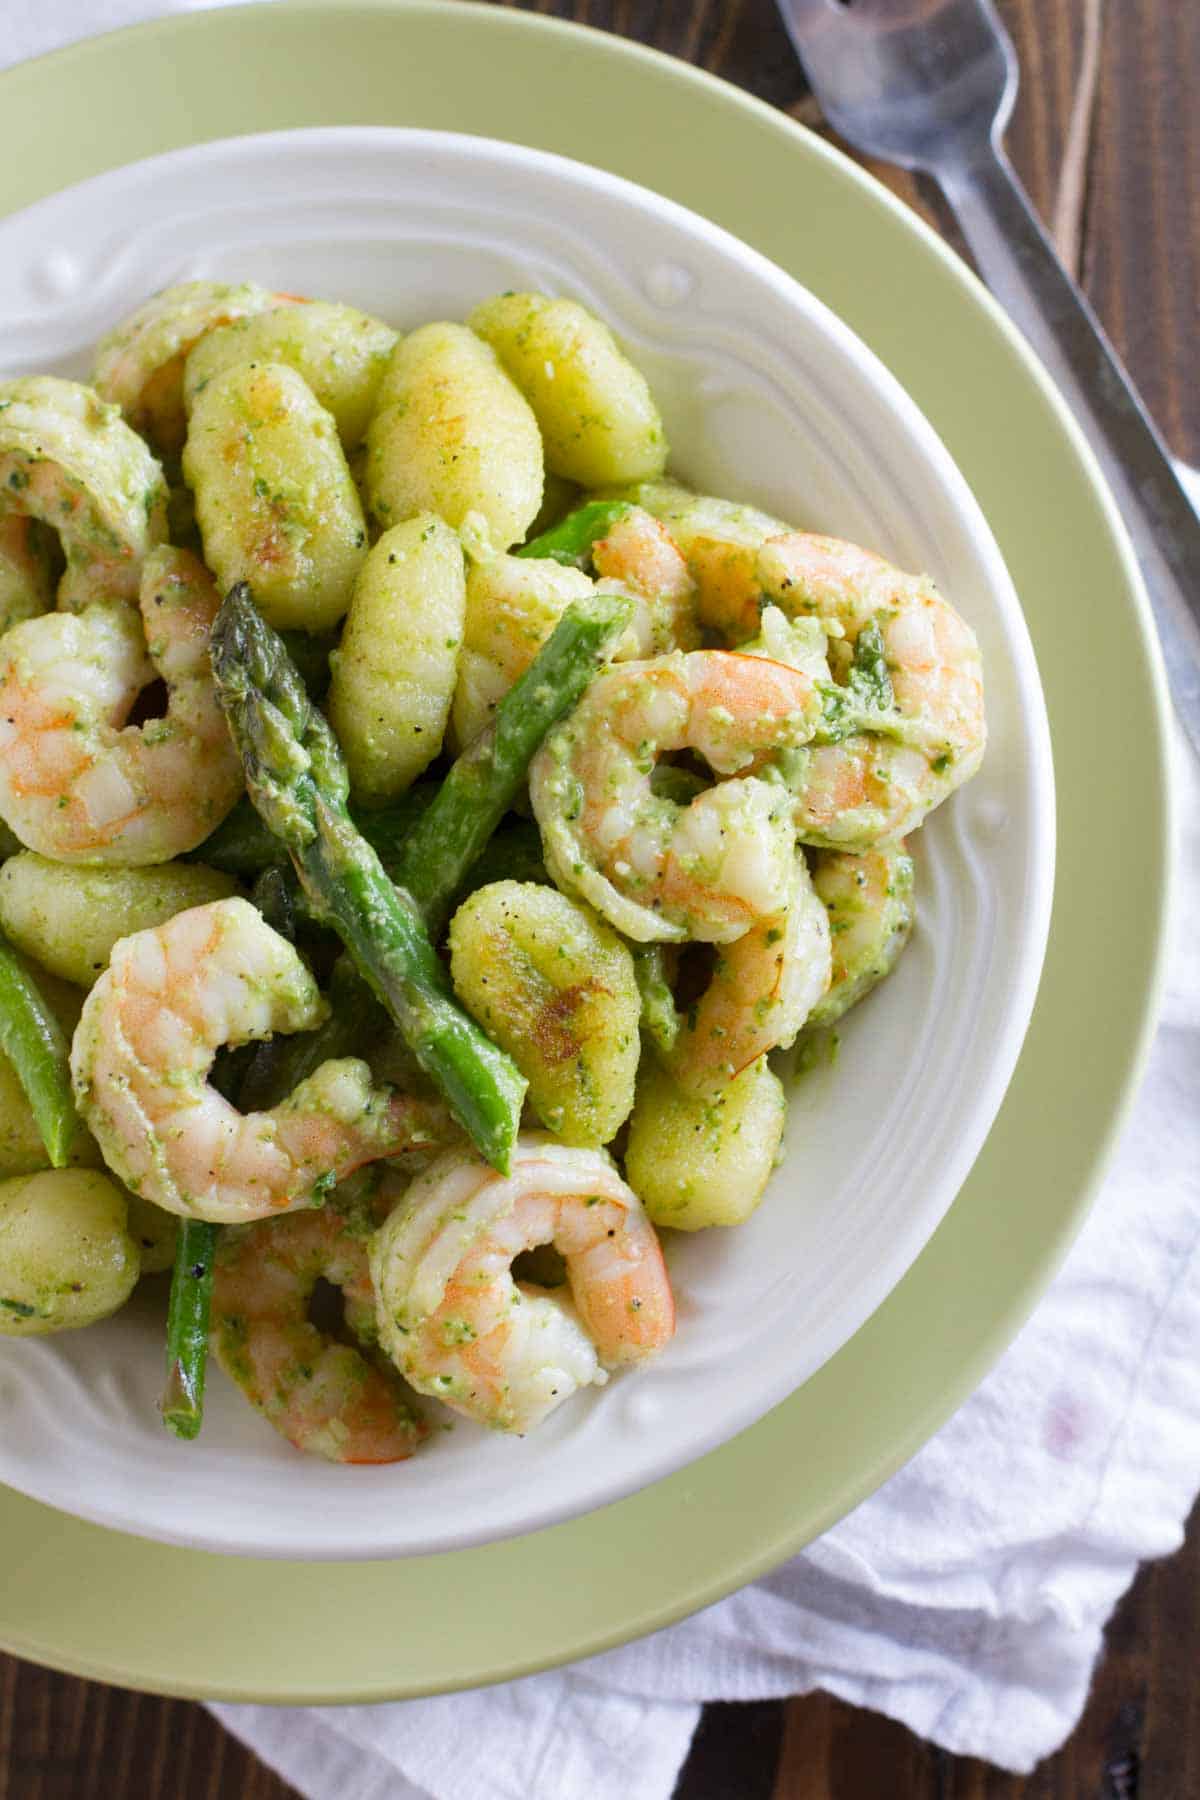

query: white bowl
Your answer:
[0,128,1053,1559]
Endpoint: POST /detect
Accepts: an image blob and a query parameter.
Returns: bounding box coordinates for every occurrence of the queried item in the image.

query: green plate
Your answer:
[0,2,1171,1701]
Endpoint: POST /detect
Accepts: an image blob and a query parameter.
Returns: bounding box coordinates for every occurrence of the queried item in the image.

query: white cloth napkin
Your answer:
[8,5,1199,1792]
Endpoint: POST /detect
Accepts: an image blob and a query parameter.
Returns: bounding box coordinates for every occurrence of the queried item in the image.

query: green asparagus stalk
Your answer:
[162,1218,218,1440]
[517,499,633,568]
[0,933,84,1167]
[388,589,633,933]
[212,586,526,1172]
[160,1028,262,1439]
[194,784,437,876]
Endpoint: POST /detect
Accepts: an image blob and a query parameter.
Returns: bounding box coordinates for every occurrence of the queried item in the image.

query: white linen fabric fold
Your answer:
[6,7,1199,1794]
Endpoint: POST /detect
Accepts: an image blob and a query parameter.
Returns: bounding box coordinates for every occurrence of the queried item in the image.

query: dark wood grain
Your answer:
[0,1659,297,1800]
[2,2,1195,1796]
[1085,0,1200,458]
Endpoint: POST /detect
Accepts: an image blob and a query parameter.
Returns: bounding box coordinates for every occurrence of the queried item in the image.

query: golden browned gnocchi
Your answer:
[183,360,367,630]
[364,322,543,548]
[184,300,397,450]
[327,514,466,802]
[469,292,667,488]
[0,1168,139,1334]
[448,881,640,1146]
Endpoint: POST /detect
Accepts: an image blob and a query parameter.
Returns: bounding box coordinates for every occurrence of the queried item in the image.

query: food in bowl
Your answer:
[0,279,985,1463]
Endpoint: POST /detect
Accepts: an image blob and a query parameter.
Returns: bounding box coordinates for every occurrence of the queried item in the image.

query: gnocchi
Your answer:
[0,854,237,987]
[327,515,466,801]
[470,292,667,488]
[183,360,367,630]
[365,322,543,549]
[451,548,593,749]
[0,1168,139,1334]
[449,881,640,1146]
[624,1055,786,1231]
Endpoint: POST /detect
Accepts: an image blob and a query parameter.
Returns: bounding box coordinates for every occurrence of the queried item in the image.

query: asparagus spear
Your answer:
[517,498,632,568]
[212,586,526,1172]
[0,933,84,1167]
[160,1025,258,1439]
[193,784,437,877]
[162,1218,218,1440]
[387,589,633,933]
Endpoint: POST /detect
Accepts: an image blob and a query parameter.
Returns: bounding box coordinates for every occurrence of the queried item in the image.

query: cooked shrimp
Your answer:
[670,855,831,1094]
[806,842,915,1029]
[0,513,53,635]
[590,505,699,657]
[0,376,168,610]
[211,1180,427,1463]
[370,1136,675,1433]
[71,898,453,1223]
[529,649,820,943]
[626,478,790,640]
[0,546,243,864]
[757,533,986,845]
[92,279,296,460]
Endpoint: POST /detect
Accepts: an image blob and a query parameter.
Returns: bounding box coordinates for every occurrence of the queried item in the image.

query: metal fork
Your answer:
[776,0,1200,759]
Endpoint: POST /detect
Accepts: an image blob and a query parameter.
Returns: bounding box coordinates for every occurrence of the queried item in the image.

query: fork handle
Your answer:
[939,145,1200,761]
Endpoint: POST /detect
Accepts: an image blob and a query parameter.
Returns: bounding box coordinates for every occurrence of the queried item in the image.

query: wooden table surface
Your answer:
[3,1,1197,1795]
